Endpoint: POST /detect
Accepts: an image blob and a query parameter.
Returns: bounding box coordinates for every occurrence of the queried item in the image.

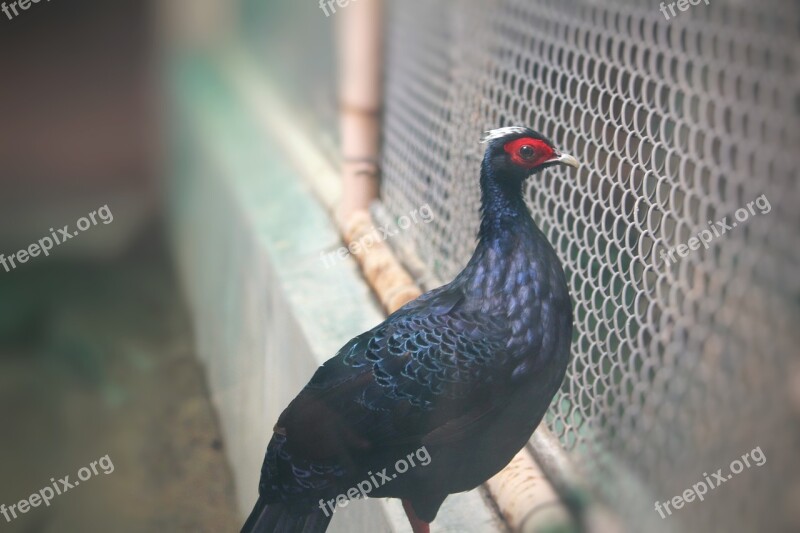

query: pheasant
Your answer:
[242,126,579,533]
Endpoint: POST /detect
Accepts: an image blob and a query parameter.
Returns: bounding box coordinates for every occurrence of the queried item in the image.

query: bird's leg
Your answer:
[402,499,430,533]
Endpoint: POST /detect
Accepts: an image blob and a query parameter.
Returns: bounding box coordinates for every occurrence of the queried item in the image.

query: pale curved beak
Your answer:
[550,152,580,169]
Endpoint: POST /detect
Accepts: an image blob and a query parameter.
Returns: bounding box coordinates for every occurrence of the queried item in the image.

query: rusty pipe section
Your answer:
[342,210,421,313]
[336,0,384,226]
[485,449,572,532]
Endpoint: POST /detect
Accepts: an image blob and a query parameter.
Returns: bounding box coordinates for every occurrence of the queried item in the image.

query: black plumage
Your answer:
[242,126,578,533]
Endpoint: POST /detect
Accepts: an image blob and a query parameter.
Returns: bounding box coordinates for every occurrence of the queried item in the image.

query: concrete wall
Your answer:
[166,55,395,532]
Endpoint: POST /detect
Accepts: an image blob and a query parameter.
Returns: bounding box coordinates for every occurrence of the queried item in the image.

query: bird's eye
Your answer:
[519,145,535,159]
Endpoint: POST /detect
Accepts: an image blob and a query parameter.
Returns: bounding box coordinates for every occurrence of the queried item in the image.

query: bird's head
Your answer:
[481,126,579,181]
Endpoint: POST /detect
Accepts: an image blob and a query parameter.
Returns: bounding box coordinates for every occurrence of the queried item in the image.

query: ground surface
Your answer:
[0,229,240,533]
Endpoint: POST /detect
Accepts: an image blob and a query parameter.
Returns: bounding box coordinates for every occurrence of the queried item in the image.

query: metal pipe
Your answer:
[336,0,384,226]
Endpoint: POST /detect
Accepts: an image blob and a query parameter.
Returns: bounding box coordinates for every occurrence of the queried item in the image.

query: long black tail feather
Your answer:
[241,498,332,533]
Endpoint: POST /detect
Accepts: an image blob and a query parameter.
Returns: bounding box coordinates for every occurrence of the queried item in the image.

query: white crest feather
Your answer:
[481,126,529,144]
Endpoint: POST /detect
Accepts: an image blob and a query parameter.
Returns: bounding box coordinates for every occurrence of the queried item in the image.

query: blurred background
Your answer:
[0,1,240,532]
[0,1,798,532]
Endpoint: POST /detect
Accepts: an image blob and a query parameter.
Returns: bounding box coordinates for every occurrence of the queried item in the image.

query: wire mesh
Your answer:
[379,1,800,531]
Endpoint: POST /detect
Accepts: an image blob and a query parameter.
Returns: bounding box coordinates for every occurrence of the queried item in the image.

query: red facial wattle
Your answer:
[502,137,556,170]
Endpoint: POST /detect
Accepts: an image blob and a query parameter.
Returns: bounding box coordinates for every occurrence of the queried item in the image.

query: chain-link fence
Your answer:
[379,1,799,532]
